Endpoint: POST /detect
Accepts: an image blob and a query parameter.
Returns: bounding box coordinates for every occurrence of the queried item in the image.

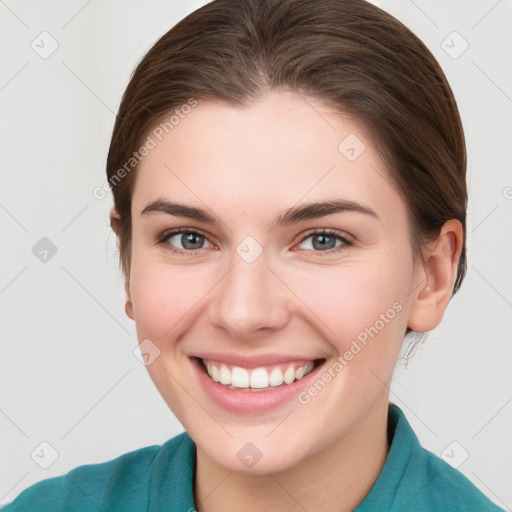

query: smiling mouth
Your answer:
[197,358,324,392]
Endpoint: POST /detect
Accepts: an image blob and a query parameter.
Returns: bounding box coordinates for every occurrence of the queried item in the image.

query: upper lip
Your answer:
[190,352,324,368]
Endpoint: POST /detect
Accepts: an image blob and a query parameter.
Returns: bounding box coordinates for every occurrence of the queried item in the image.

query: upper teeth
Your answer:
[203,360,315,389]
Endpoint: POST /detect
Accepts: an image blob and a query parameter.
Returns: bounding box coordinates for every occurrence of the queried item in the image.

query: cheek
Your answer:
[129,230,414,348]
[129,261,209,343]
[127,260,218,416]
[285,253,412,354]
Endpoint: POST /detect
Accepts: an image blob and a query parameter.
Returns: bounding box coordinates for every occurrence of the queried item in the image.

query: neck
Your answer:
[194,394,390,512]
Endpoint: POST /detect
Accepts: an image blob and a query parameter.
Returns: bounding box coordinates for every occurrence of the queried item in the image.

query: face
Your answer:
[125,90,421,474]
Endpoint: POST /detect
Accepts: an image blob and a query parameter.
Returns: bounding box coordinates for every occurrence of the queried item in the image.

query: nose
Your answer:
[208,248,290,341]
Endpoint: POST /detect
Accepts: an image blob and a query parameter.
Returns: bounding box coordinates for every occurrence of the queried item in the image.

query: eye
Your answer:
[158,229,214,255]
[295,229,352,254]
[157,227,352,256]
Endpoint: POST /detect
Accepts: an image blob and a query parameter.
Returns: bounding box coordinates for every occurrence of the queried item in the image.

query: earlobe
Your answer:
[407,219,463,332]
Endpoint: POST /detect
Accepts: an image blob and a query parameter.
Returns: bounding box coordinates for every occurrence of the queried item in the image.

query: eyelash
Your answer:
[156,228,353,257]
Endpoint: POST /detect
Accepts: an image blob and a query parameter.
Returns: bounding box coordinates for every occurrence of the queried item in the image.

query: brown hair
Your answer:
[107,0,467,297]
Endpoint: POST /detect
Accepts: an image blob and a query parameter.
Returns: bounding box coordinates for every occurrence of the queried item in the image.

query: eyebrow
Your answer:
[140,198,378,228]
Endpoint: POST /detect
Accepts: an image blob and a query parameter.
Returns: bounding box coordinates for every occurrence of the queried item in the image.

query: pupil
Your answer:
[182,233,203,249]
[313,234,335,251]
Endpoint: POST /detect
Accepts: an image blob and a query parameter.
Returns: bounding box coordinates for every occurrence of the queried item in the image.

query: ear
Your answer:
[109,208,134,321]
[407,219,463,332]
[124,279,134,321]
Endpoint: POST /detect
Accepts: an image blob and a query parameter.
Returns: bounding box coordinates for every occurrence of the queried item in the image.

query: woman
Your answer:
[3,0,505,510]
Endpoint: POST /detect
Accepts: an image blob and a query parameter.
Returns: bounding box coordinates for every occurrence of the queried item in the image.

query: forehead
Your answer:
[132,91,406,229]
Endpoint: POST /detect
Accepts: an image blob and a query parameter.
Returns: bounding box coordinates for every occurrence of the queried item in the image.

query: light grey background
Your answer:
[1,0,511,508]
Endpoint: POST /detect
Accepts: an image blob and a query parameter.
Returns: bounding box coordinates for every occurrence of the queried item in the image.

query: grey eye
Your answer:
[298,233,343,251]
[167,232,212,251]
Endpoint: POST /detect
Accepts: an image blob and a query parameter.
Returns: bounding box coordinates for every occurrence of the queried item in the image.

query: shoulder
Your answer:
[358,405,505,512]
[390,405,504,512]
[412,448,504,512]
[1,432,190,512]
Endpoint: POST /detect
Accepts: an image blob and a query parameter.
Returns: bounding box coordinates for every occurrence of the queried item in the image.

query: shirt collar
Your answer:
[149,430,197,511]
[147,403,416,511]
[355,403,419,511]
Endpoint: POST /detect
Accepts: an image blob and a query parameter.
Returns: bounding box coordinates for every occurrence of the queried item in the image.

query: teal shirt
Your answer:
[2,404,504,512]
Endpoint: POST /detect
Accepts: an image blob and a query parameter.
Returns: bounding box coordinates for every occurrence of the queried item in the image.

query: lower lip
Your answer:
[190,357,325,413]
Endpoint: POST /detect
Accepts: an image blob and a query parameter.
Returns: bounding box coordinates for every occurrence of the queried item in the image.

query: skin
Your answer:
[111,90,463,512]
